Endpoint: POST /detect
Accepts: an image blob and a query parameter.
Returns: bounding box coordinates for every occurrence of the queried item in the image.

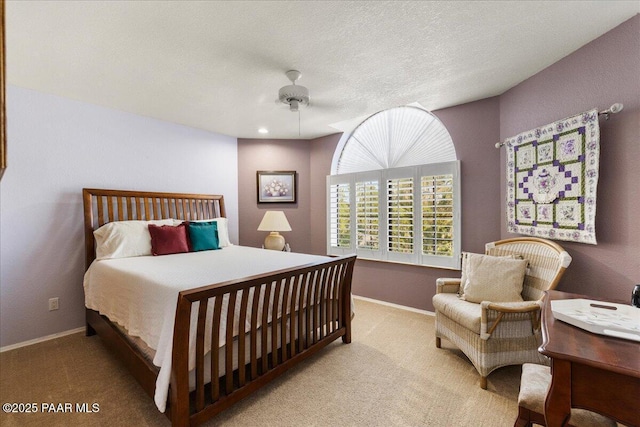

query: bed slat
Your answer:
[210,296,223,402]
[289,275,301,359]
[319,268,328,340]
[97,196,104,226]
[270,279,282,367]
[312,270,326,344]
[305,271,315,348]
[225,291,237,394]
[195,299,208,411]
[296,273,307,354]
[280,278,291,362]
[107,196,114,221]
[260,282,272,374]
[249,286,260,380]
[142,197,150,220]
[237,289,250,387]
[117,196,124,220]
[134,197,140,220]
[127,197,135,220]
[329,264,338,334]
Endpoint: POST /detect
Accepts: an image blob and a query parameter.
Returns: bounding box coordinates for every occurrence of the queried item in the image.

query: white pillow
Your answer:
[459,252,523,299]
[94,219,176,260]
[184,217,232,247]
[459,252,473,297]
[461,253,527,303]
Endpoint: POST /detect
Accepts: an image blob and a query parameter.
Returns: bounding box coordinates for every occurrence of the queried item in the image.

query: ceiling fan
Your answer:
[277,70,310,112]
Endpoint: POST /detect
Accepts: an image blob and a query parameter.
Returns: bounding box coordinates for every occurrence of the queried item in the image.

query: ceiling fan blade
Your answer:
[308,100,335,110]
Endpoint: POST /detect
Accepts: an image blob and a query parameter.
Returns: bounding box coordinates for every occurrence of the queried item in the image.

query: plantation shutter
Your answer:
[356,180,379,249]
[421,174,454,256]
[386,167,417,263]
[419,162,461,269]
[327,175,353,255]
[355,172,381,258]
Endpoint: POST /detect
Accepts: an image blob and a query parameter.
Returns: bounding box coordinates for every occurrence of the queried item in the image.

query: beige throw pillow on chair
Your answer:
[462,253,527,303]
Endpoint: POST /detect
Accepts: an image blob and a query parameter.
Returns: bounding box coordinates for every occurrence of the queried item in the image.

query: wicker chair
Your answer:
[433,237,572,389]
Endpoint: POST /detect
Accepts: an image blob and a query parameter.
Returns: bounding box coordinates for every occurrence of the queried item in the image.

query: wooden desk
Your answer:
[539,290,640,427]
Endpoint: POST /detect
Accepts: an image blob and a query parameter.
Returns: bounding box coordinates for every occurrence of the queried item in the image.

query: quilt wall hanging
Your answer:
[505,109,600,244]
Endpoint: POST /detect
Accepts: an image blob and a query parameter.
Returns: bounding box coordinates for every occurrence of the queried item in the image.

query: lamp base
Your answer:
[264,232,285,251]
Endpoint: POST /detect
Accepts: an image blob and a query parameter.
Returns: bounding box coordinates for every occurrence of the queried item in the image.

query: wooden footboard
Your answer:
[170,255,356,427]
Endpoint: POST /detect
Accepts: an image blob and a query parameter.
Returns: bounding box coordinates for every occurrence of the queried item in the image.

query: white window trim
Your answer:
[327,160,461,270]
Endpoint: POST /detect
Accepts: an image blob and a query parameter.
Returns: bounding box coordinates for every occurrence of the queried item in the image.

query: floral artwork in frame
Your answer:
[257,171,297,203]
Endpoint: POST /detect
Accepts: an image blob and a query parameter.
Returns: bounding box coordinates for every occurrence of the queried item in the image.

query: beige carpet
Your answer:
[0,299,522,426]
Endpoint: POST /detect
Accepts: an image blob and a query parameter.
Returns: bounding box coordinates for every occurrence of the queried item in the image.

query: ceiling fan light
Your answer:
[278,84,310,110]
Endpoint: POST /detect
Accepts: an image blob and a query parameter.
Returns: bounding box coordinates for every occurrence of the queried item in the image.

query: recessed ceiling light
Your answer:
[258,128,269,134]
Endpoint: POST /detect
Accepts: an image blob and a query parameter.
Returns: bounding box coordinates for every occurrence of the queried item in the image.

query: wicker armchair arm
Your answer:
[479,300,542,340]
[484,300,542,313]
[436,277,462,294]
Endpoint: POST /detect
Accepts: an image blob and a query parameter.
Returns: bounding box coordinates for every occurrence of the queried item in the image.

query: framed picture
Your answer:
[257,171,297,203]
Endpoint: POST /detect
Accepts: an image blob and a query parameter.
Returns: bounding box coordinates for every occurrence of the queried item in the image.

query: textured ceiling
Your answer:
[6,1,639,140]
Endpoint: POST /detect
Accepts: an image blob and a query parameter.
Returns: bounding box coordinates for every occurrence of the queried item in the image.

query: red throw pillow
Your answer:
[148,223,190,256]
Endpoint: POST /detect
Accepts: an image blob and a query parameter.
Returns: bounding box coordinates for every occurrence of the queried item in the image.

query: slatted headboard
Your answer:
[82,188,226,269]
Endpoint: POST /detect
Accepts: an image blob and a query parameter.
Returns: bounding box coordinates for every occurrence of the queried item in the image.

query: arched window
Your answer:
[327,106,461,269]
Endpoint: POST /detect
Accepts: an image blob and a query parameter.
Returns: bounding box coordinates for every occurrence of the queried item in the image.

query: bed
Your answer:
[82,188,357,427]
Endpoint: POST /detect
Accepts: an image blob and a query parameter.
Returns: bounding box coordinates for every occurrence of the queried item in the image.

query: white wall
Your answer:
[0,85,238,347]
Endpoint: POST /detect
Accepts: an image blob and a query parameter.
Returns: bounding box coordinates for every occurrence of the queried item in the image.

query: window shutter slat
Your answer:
[421,174,454,257]
[329,183,351,248]
[356,180,379,250]
[387,177,414,254]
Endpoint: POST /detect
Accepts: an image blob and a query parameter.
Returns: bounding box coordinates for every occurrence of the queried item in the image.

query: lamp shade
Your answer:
[257,211,292,232]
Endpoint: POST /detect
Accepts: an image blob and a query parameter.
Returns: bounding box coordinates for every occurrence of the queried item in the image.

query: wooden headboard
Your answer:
[82,188,226,268]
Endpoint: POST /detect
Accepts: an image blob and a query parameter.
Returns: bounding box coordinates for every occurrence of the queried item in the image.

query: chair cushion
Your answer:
[432,293,482,334]
[518,363,616,427]
[462,253,527,303]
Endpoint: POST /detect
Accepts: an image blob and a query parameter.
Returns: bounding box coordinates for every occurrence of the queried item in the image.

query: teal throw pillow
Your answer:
[187,221,220,251]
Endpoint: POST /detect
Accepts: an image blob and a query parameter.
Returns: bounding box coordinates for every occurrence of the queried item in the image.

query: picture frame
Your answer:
[257,171,297,203]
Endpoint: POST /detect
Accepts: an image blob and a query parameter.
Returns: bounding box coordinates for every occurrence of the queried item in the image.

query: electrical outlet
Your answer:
[48,297,59,311]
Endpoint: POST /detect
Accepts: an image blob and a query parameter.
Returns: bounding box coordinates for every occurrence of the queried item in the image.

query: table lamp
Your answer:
[257,211,292,250]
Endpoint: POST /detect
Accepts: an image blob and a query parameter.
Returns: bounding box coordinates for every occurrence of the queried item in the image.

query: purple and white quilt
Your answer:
[505,109,599,244]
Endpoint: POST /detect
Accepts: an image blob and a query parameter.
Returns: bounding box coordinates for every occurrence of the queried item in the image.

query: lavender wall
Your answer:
[309,133,342,255]
[0,86,238,348]
[237,139,311,253]
[500,15,640,302]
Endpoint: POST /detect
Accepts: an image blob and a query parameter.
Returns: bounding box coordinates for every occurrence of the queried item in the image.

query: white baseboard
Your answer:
[353,295,435,316]
[0,327,85,353]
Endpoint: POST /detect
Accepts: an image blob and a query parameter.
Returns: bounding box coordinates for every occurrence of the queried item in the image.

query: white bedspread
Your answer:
[83,246,329,412]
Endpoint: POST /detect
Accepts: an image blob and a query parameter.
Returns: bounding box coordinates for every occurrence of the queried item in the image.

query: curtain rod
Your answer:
[494,103,623,148]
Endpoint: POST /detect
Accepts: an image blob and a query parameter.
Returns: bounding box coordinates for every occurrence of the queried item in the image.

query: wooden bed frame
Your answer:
[82,188,356,427]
